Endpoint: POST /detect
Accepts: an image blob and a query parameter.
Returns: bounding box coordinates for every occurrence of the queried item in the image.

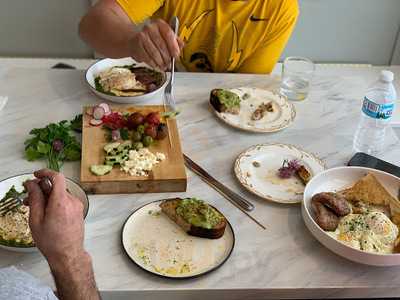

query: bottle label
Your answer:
[362,97,394,119]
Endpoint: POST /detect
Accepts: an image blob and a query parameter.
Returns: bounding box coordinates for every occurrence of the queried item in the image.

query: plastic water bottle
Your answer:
[353,70,397,154]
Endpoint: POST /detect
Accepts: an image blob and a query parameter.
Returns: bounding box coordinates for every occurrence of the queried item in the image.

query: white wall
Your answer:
[0,0,399,65]
[0,0,91,58]
[282,0,400,65]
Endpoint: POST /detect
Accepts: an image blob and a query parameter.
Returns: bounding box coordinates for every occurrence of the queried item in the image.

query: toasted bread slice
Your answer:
[209,89,240,115]
[341,173,397,206]
[160,198,227,239]
[340,173,400,226]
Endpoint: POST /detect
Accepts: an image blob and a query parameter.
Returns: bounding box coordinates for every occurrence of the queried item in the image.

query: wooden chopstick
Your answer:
[228,199,266,230]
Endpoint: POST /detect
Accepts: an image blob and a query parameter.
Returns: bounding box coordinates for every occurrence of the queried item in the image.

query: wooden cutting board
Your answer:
[80,105,187,194]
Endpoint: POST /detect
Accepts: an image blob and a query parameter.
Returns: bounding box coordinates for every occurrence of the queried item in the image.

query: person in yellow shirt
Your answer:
[80,0,299,74]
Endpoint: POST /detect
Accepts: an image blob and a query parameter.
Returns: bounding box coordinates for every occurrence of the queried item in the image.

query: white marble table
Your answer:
[0,64,400,300]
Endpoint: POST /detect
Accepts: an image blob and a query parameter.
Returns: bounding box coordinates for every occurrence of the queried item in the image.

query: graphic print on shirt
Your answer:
[226,21,243,72]
[178,10,245,72]
[179,9,214,72]
[179,10,214,43]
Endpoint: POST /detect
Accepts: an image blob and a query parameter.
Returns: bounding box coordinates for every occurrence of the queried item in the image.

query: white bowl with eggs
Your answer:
[302,166,400,266]
[85,57,168,105]
[0,174,89,253]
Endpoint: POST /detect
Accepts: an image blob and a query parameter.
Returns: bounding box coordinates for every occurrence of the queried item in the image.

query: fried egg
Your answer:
[330,212,398,254]
[99,67,145,92]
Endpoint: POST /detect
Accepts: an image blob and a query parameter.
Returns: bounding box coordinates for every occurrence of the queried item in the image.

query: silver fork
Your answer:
[0,177,52,216]
[164,16,180,114]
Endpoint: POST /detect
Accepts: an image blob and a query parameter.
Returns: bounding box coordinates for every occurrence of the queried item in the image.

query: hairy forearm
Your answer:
[48,251,100,300]
[79,4,136,58]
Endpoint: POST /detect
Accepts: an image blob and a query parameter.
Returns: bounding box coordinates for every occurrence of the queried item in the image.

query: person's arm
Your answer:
[236,2,299,74]
[79,0,183,70]
[24,170,100,300]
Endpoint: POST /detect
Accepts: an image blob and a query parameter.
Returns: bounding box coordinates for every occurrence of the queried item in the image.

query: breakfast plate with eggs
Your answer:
[85,57,167,104]
[302,166,400,266]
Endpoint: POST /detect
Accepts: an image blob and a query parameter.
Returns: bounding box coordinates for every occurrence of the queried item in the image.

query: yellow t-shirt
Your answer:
[117,0,299,74]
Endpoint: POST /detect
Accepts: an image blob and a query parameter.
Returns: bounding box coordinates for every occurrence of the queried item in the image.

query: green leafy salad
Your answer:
[24,115,82,171]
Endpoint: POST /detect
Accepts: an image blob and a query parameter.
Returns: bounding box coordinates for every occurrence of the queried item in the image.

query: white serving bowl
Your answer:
[302,166,400,266]
[85,57,168,105]
[0,174,89,253]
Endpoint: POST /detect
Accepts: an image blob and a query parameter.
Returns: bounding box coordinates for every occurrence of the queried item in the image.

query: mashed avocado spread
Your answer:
[217,90,241,109]
[176,198,224,229]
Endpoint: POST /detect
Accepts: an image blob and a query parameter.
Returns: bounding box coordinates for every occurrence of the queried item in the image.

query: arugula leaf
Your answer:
[161,111,180,119]
[25,146,42,161]
[1,186,24,203]
[94,76,115,96]
[37,141,51,154]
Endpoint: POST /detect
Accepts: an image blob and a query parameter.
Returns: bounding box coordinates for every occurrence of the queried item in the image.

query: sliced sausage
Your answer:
[311,200,340,231]
[312,192,351,217]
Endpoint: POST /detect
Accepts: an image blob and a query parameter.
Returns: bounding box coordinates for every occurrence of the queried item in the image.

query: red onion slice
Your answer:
[111,129,121,141]
[93,106,105,120]
[89,119,103,126]
[98,103,111,116]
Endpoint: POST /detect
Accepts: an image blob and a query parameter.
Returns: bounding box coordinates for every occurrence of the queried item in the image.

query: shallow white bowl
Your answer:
[85,57,168,104]
[0,174,89,253]
[302,166,400,266]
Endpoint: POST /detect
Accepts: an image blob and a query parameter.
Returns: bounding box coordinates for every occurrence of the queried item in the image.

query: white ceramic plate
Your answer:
[302,166,400,266]
[210,87,296,133]
[122,200,235,278]
[85,57,168,104]
[234,143,326,204]
[0,174,89,253]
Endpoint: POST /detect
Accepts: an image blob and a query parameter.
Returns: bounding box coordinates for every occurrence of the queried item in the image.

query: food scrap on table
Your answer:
[251,102,274,121]
[277,159,311,185]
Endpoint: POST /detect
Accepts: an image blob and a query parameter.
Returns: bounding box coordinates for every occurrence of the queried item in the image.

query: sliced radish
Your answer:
[98,103,111,116]
[90,119,103,126]
[93,106,105,120]
[86,106,94,116]
[111,129,121,141]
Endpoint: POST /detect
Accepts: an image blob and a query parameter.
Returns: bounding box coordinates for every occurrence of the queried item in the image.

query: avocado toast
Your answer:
[210,89,241,115]
[160,198,227,239]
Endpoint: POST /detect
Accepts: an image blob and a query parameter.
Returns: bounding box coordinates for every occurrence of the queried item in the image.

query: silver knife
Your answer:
[184,154,255,211]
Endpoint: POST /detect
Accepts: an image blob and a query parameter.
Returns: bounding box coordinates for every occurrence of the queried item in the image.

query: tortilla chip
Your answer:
[110,89,144,97]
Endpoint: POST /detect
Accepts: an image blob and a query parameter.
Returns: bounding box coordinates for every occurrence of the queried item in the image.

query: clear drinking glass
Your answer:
[280,57,315,101]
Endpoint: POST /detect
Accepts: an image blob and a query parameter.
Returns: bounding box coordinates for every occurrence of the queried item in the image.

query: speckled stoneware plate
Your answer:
[121,200,235,279]
[210,87,296,133]
[0,173,89,253]
[234,144,326,204]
